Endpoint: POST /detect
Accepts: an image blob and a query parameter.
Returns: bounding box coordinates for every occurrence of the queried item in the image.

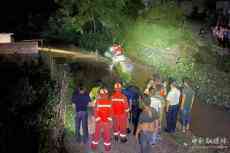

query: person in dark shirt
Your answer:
[72,83,91,144]
[122,85,141,135]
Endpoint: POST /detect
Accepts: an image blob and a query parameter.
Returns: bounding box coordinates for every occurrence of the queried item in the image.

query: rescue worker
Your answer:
[111,82,129,143]
[111,43,123,56]
[91,88,113,152]
[109,44,126,71]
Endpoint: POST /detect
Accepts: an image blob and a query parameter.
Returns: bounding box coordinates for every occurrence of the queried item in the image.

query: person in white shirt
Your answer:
[165,80,181,133]
[149,86,164,144]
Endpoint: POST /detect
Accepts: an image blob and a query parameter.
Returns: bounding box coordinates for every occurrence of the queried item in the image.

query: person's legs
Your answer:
[120,114,127,143]
[82,111,89,144]
[103,122,112,151]
[132,112,139,135]
[75,111,82,143]
[171,105,179,133]
[132,106,141,135]
[186,112,192,131]
[159,105,165,129]
[139,131,147,153]
[180,109,187,132]
[181,108,191,132]
[113,115,119,141]
[126,112,131,134]
[165,106,173,132]
[139,131,151,153]
[150,132,157,145]
[91,121,101,150]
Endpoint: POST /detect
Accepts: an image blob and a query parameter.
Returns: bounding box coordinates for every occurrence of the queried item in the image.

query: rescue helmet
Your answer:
[114,82,122,90]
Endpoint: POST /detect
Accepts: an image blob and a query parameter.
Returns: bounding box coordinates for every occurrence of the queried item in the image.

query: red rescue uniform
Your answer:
[91,97,112,151]
[111,44,123,56]
[111,91,129,139]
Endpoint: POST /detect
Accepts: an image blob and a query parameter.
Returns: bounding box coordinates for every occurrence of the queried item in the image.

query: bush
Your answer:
[79,29,113,54]
[114,63,132,84]
[42,14,81,43]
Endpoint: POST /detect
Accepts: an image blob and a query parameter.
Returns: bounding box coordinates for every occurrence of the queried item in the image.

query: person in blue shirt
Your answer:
[122,85,141,135]
[72,83,91,144]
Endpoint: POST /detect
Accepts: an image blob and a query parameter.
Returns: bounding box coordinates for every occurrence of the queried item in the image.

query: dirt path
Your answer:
[192,103,230,138]
[64,130,187,153]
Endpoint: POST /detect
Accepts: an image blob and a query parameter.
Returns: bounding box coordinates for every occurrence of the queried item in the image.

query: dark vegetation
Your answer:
[0,56,65,153]
[42,0,145,54]
[1,0,230,153]
[0,0,58,40]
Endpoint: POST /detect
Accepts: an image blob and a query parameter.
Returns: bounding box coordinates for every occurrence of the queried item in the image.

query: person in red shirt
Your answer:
[111,44,124,56]
[91,88,113,152]
[111,82,129,143]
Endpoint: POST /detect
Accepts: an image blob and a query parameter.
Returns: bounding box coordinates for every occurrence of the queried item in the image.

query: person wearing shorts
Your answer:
[180,78,195,134]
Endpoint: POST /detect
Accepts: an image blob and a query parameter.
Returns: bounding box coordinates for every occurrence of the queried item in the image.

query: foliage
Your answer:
[43,0,143,53]
[119,2,230,107]
[78,29,113,54]
[71,0,128,31]
[38,81,59,129]
[0,59,64,153]
[114,63,132,84]
[63,76,76,137]
[122,2,198,83]
[42,13,81,43]
[38,62,68,153]
[65,104,75,137]
[123,0,145,18]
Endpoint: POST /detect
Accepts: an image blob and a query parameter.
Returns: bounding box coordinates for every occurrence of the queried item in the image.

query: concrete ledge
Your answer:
[0,42,38,54]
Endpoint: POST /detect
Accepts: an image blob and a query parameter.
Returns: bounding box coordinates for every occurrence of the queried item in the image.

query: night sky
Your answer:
[0,0,57,38]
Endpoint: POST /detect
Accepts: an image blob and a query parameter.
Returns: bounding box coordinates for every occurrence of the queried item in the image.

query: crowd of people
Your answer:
[210,8,230,49]
[71,75,195,153]
[212,24,230,48]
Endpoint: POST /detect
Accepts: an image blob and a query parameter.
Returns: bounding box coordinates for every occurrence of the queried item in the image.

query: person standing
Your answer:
[149,85,164,144]
[144,74,161,96]
[180,78,195,134]
[122,85,141,135]
[165,80,181,133]
[72,83,91,144]
[89,80,103,104]
[111,82,129,143]
[135,95,159,153]
[91,88,113,152]
[88,80,103,135]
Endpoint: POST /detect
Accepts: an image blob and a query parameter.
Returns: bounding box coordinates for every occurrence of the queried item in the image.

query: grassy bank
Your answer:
[117,3,230,107]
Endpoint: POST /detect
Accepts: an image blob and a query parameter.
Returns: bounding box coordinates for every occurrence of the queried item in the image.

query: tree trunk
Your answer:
[93,16,96,33]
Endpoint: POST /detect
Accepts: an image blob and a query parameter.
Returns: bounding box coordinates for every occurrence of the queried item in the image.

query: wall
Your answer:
[0,33,13,43]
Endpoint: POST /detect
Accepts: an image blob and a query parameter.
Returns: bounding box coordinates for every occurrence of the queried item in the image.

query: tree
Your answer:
[53,0,129,32]
[43,0,148,53]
